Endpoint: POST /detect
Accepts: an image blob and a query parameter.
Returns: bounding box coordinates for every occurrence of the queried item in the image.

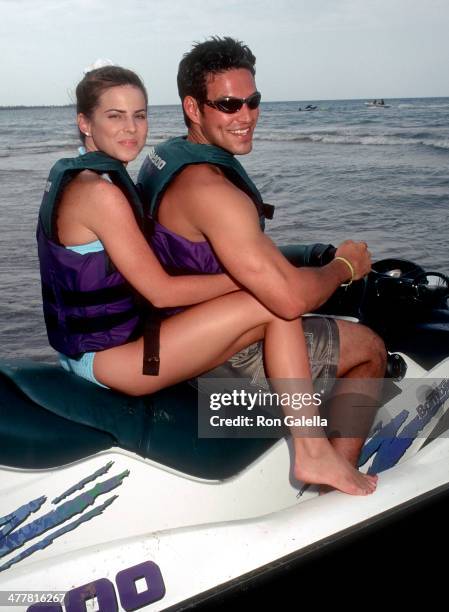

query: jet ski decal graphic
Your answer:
[23,560,166,612]
[0,462,128,573]
[360,379,449,474]
[52,460,114,504]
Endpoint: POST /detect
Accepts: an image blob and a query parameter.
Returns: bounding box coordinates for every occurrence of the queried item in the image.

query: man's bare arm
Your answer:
[184,170,370,319]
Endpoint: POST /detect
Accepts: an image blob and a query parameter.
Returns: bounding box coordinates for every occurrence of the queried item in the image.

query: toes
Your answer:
[362,476,377,493]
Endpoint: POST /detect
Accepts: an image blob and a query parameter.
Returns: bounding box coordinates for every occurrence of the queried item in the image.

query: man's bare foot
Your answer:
[318,437,370,495]
[294,439,378,495]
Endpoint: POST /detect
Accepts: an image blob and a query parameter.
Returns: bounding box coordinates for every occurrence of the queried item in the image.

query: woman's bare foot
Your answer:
[294,439,378,495]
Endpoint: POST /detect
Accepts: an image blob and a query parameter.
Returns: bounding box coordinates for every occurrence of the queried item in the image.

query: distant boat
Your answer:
[365,100,390,108]
[298,104,318,111]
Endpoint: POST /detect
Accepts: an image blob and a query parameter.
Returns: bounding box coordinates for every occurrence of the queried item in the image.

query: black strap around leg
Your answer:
[142,314,161,376]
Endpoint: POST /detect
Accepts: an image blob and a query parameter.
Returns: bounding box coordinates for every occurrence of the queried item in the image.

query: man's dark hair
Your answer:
[177,36,256,127]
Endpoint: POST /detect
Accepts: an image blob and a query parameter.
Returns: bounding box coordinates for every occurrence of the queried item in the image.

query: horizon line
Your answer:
[1,95,448,110]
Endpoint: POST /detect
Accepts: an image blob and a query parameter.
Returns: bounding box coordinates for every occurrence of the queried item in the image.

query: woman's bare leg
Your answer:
[263,318,377,495]
[94,291,273,394]
[95,291,377,494]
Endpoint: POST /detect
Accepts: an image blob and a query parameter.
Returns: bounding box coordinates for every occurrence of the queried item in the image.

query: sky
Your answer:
[1,0,449,106]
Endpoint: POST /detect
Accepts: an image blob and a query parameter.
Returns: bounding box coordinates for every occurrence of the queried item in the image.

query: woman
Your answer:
[37,64,377,495]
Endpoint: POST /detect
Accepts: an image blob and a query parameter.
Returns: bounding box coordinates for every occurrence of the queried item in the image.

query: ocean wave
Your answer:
[11,139,77,149]
[255,132,404,146]
[5,141,78,156]
[254,131,449,149]
[144,136,174,145]
[398,102,449,110]
[425,139,449,151]
[146,132,182,143]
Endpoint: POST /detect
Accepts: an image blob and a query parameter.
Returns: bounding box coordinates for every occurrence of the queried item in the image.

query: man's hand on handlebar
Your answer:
[335,240,372,281]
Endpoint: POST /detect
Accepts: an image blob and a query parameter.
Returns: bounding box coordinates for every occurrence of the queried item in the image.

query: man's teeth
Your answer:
[230,129,250,135]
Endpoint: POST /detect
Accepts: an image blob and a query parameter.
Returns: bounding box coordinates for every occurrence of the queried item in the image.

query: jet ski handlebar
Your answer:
[370,259,449,308]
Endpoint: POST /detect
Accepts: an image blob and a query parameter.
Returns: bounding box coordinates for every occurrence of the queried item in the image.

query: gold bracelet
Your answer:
[334,256,355,286]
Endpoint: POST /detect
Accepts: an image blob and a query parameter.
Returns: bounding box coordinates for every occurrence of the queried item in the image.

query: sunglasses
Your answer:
[203,91,262,114]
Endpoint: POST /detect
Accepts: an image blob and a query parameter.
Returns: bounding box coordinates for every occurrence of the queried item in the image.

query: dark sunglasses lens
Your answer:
[216,99,243,113]
[247,92,261,109]
[215,92,261,113]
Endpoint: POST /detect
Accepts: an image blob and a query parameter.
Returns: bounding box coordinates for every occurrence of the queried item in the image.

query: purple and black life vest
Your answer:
[137,137,275,276]
[37,152,145,357]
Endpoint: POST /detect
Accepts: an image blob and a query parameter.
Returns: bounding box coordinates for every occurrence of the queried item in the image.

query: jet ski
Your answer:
[365,100,390,108]
[1,244,449,612]
[298,104,318,111]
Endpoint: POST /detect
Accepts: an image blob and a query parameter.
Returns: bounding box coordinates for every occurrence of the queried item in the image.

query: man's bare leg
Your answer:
[264,318,378,495]
[320,320,387,492]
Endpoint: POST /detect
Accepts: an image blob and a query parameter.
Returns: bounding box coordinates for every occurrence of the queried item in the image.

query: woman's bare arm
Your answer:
[62,177,239,308]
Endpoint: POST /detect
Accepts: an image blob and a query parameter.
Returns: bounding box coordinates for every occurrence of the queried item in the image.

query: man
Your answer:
[138,36,386,489]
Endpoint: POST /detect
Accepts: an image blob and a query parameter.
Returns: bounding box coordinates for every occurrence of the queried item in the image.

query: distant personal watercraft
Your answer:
[299,104,318,111]
[365,99,390,108]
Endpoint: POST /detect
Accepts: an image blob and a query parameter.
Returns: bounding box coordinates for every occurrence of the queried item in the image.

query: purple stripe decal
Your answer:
[52,461,114,504]
[0,496,46,539]
[1,471,128,558]
[0,496,117,573]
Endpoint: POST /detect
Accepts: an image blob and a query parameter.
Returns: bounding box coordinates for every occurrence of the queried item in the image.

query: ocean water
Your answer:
[1,98,448,360]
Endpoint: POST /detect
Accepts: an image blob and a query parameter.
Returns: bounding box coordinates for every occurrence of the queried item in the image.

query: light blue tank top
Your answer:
[66,240,104,254]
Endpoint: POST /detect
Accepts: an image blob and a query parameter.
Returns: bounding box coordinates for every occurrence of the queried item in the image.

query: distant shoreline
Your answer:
[1,96,448,110]
[0,105,75,110]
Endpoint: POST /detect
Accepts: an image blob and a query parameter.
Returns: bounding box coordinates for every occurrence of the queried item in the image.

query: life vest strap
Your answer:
[263,203,275,220]
[142,314,161,376]
[42,282,132,308]
[44,309,139,335]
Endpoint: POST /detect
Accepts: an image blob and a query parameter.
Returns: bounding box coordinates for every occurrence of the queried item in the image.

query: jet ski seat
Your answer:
[0,361,275,479]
